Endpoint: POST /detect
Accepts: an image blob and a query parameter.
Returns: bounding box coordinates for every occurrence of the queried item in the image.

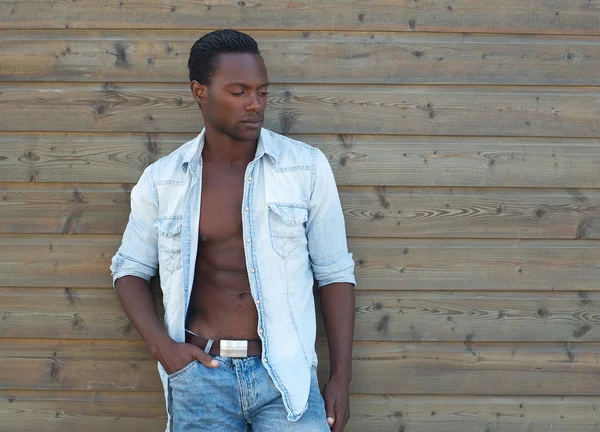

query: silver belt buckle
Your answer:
[220,340,248,358]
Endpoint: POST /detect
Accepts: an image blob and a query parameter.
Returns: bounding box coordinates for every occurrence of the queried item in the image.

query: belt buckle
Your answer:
[220,340,248,358]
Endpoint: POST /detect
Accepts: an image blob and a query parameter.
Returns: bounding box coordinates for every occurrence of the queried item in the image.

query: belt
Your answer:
[185,332,262,358]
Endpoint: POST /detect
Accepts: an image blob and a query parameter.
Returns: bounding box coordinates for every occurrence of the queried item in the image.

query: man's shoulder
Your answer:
[263,129,319,168]
[143,136,198,183]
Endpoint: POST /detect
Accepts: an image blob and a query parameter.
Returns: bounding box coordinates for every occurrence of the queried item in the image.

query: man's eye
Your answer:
[231,91,245,96]
[258,92,269,97]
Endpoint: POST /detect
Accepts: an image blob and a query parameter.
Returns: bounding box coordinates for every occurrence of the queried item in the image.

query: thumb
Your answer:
[193,347,219,368]
[325,397,335,426]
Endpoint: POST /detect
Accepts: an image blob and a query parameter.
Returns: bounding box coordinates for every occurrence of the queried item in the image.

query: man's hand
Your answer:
[154,337,219,375]
[323,376,350,431]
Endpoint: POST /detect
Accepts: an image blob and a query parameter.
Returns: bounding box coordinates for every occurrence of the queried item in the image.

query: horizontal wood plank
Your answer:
[353,238,600,291]
[2,133,600,188]
[1,83,598,136]
[3,183,600,239]
[2,1,599,35]
[346,395,600,432]
[0,390,165,432]
[2,339,600,395]
[1,235,598,291]
[342,187,600,239]
[3,31,600,85]
[4,287,600,342]
[3,390,600,432]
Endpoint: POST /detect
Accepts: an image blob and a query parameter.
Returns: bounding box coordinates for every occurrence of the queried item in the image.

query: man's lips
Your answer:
[241,119,263,127]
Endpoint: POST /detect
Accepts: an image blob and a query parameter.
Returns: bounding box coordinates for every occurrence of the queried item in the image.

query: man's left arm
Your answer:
[320,282,354,431]
[306,149,356,432]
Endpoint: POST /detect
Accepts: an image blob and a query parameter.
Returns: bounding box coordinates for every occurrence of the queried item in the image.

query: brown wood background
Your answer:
[1,2,600,430]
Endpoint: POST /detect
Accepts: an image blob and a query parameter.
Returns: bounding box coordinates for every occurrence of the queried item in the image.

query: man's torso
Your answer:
[187,156,259,340]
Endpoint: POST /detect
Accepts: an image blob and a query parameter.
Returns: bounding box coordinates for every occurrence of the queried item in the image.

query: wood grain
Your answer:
[2,1,599,34]
[1,235,598,291]
[3,183,600,239]
[2,31,600,85]
[4,287,600,343]
[0,390,165,432]
[352,238,600,291]
[1,83,598,136]
[345,395,600,432]
[3,390,600,432]
[2,133,600,188]
[3,339,600,395]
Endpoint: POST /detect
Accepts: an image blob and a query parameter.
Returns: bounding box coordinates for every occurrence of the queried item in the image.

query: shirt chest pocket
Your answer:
[267,204,308,258]
[155,217,183,270]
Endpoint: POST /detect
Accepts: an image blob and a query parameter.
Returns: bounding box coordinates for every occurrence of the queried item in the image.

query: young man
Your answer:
[110,30,355,432]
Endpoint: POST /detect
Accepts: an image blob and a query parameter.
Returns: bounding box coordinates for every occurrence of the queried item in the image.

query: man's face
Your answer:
[192,52,269,143]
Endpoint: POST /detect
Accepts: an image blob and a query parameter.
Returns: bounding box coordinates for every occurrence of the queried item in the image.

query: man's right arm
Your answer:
[114,276,172,364]
[111,166,217,372]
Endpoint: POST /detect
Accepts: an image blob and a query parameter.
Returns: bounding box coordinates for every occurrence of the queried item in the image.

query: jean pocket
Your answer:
[155,217,183,270]
[267,204,308,258]
[167,360,197,381]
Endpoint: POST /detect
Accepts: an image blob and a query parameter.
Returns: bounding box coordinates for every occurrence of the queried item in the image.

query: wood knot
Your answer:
[280,112,295,133]
[377,314,390,333]
[537,306,550,318]
[408,19,416,30]
[113,42,131,68]
[93,101,110,116]
[72,189,86,202]
[25,151,39,161]
[564,52,582,63]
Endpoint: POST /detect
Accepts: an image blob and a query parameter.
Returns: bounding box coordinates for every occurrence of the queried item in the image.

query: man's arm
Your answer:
[306,149,357,431]
[320,282,355,431]
[115,276,218,372]
[111,166,216,372]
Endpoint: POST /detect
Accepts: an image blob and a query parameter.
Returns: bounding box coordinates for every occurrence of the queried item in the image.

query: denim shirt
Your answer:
[110,128,356,431]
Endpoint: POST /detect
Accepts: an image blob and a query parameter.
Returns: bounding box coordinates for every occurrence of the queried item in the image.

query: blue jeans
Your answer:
[169,356,330,431]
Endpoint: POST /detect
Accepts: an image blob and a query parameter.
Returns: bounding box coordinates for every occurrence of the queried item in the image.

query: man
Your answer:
[110,29,355,432]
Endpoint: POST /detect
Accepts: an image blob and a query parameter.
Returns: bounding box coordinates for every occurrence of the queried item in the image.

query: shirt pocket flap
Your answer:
[267,204,308,226]
[155,217,183,238]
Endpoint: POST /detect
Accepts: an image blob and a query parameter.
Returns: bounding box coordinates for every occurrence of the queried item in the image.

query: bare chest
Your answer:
[199,166,246,242]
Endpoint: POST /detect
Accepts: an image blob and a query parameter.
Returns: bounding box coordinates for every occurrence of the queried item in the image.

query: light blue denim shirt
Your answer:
[110,128,356,431]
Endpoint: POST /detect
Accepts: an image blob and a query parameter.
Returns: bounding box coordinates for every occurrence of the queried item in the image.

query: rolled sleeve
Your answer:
[110,165,159,288]
[306,149,356,288]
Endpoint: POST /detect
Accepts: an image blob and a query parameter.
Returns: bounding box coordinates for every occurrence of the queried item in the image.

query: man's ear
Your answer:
[190,81,207,106]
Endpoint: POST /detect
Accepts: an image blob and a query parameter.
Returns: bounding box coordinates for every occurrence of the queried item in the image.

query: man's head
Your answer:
[188,30,269,143]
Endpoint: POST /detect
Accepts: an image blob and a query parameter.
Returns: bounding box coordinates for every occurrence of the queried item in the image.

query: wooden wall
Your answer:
[1,2,600,430]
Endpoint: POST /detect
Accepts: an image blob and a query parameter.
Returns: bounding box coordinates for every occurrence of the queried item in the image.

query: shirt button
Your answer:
[246,207,250,211]
[247,176,253,182]
[287,221,292,224]
[247,238,251,243]
[263,358,268,364]
[256,299,260,305]
[258,328,263,334]
[166,233,172,238]
[251,268,256,273]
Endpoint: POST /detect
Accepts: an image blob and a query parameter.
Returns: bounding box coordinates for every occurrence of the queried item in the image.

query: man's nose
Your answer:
[246,93,261,111]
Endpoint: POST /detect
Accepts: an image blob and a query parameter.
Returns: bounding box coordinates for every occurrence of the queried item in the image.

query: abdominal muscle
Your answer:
[186,235,260,341]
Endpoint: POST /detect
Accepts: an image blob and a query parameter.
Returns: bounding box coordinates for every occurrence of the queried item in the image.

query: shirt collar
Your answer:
[181,128,280,175]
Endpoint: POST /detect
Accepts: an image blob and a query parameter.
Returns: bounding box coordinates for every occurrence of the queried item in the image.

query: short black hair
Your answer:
[188,30,260,85]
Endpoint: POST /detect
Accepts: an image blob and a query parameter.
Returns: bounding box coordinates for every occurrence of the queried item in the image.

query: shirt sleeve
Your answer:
[306,148,356,288]
[110,165,159,288]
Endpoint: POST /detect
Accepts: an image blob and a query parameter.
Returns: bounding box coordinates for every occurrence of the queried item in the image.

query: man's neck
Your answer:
[202,126,258,167]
